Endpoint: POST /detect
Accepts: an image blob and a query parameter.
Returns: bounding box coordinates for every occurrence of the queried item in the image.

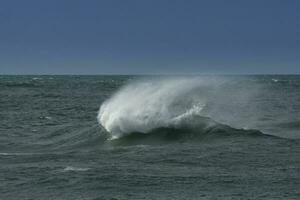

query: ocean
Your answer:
[0,75,299,200]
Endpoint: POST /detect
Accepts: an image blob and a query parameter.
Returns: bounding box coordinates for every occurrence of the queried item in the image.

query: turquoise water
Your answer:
[0,75,299,200]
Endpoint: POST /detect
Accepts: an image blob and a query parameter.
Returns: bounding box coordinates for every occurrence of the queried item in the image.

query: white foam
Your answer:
[63,166,90,172]
[98,77,218,139]
[0,152,37,156]
[32,77,43,80]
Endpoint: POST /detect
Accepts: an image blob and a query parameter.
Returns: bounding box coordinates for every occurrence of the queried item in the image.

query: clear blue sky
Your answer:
[1,0,299,74]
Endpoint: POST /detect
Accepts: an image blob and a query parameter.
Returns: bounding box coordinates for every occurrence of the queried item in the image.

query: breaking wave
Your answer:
[97,77,266,142]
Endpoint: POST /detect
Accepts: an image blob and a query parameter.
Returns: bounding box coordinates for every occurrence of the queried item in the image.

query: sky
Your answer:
[0,0,299,74]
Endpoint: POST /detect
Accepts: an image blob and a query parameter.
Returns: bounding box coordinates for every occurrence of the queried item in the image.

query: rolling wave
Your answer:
[107,116,264,145]
[98,77,266,143]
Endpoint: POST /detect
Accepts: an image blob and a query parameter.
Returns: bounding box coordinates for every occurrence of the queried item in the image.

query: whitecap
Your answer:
[32,77,43,80]
[63,166,90,172]
[0,152,37,156]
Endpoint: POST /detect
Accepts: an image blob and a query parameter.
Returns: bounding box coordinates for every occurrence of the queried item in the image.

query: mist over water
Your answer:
[98,76,300,140]
[99,78,208,138]
[98,77,264,140]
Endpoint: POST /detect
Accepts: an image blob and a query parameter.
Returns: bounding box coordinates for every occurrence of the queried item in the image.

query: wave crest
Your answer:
[98,77,263,141]
[98,78,211,138]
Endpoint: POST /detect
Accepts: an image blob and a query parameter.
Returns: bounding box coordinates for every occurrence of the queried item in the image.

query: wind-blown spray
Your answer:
[98,77,223,139]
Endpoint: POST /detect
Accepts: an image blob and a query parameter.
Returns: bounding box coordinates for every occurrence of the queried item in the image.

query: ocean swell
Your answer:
[97,77,263,141]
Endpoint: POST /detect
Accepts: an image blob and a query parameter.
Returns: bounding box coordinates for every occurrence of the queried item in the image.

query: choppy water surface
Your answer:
[0,75,299,200]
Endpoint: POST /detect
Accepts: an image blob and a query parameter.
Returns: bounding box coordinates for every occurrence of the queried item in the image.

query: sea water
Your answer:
[0,75,299,199]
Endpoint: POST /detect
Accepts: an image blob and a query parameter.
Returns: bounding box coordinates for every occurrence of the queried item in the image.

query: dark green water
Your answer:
[0,75,299,200]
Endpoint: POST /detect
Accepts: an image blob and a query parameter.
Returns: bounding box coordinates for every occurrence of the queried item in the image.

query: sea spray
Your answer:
[98,77,224,139]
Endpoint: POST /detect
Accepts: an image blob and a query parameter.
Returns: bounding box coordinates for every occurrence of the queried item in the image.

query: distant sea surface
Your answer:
[0,75,299,200]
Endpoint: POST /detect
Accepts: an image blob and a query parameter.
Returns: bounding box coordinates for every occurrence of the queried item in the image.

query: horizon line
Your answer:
[1,73,300,76]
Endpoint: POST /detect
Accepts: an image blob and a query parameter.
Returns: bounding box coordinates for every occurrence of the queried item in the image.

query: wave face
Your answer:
[98,77,262,140]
